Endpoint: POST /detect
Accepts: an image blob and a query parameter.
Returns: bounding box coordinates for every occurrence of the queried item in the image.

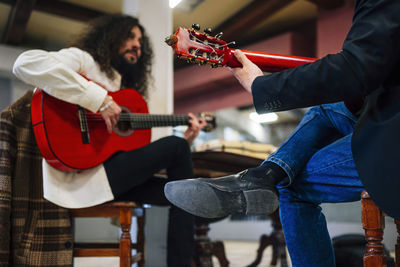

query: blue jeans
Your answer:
[263,102,365,267]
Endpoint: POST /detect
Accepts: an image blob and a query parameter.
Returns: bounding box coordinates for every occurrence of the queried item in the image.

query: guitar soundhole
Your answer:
[117,120,130,131]
[113,106,134,137]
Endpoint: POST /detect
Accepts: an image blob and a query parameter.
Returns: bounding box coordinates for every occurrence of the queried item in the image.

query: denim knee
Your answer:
[278,186,300,205]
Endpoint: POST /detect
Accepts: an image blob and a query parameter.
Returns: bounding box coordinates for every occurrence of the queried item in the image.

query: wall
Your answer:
[0,44,30,109]
[128,1,173,266]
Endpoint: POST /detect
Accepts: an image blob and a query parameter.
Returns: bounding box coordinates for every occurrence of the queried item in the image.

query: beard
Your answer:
[116,54,140,89]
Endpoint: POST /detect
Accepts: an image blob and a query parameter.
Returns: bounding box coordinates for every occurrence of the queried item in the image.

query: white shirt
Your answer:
[13,47,122,208]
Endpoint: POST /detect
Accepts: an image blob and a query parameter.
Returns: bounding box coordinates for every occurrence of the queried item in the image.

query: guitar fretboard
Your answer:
[120,113,190,129]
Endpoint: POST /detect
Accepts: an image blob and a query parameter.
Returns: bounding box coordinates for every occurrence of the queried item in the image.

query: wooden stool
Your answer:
[361,191,400,267]
[70,201,145,267]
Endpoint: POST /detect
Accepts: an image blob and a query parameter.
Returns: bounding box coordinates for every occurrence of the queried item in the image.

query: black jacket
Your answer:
[251,0,400,219]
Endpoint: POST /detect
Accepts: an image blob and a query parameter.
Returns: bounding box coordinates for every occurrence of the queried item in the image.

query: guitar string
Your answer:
[84,114,190,125]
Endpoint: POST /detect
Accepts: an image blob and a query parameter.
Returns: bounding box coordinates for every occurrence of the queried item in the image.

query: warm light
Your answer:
[249,112,278,123]
[169,0,183,8]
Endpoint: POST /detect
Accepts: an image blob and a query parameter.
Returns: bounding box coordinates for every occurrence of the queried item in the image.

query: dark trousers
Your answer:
[104,136,195,267]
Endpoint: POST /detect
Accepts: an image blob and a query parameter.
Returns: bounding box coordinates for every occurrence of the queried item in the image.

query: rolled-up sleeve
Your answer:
[13,47,107,113]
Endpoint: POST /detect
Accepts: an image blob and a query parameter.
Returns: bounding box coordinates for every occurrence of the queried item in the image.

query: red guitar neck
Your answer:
[224,48,317,72]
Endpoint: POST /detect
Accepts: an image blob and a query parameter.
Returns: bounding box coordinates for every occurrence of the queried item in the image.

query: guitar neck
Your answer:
[225,48,317,72]
[122,113,190,129]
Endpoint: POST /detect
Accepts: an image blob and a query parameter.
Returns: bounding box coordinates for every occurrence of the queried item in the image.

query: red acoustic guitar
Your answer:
[31,88,215,172]
[165,25,318,72]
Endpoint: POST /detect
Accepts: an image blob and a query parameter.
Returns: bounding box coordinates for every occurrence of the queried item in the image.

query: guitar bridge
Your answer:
[78,106,90,144]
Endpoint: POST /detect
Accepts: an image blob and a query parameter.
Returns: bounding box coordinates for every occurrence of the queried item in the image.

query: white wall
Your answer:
[124,0,174,141]
[121,2,173,266]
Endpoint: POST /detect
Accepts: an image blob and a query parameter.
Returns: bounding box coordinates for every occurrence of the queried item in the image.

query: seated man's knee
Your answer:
[165,135,191,155]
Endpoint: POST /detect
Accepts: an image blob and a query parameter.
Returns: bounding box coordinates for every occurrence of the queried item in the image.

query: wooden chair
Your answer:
[70,201,145,267]
[361,191,400,267]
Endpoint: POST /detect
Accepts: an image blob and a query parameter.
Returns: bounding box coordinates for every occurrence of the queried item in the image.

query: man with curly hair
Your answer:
[13,14,205,267]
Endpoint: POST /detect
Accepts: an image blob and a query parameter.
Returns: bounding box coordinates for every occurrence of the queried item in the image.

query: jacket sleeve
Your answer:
[12,47,107,113]
[252,0,400,113]
[0,110,16,266]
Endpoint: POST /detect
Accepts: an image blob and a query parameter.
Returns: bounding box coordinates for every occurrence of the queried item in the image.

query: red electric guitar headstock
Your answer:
[165,24,317,72]
[165,24,234,68]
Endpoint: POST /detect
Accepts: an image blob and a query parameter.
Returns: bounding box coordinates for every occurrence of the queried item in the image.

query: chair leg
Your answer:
[395,219,400,267]
[137,209,146,267]
[120,207,132,267]
[361,191,387,267]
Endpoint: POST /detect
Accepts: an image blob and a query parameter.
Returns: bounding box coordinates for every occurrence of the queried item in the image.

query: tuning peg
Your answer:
[204,28,212,34]
[165,34,177,46]
[191,24,200,31]
[215,32,223,39]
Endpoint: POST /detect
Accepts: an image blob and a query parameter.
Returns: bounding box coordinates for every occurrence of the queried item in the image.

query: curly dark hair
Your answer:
[72,14,153,98]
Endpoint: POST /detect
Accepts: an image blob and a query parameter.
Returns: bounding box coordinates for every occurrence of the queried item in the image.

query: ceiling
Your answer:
[0,0,345,52]
[0,0,346,131]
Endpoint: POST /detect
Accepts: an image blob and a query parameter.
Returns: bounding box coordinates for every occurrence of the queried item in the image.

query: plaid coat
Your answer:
[0,91,73,266]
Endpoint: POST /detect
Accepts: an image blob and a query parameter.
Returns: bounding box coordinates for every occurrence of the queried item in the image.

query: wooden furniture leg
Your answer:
[361,191,387,267]
[71,201,144,267]
[247,233,274,267]
[135,209,146,267]
[210,240,229,267]
[395,219,400,267]
[193,220,230,267]
[247,209,287,267]
[119,205,132,267]
[193,222,213,267]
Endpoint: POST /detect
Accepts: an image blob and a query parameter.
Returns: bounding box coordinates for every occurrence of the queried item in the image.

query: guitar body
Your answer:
[31,88,151,172]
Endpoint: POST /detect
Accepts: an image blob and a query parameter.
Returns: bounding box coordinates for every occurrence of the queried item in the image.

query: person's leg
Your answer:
[279,134,364,267]
[104,135,195,267]
[165,102,358,218]
[116,178,195,267]
[104,135,193,196]
[264,101,358,185]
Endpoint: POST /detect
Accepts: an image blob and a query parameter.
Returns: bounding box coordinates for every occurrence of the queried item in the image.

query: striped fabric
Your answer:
[0,91,73,267]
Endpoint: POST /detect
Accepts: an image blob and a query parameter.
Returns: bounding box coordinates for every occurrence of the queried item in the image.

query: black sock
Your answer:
[246,162,287,185]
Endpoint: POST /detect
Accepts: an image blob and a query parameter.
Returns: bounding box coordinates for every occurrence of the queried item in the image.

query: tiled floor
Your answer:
[74,240,291,267]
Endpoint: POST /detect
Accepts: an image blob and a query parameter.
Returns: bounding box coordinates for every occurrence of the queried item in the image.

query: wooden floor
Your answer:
[74,240,292,267]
